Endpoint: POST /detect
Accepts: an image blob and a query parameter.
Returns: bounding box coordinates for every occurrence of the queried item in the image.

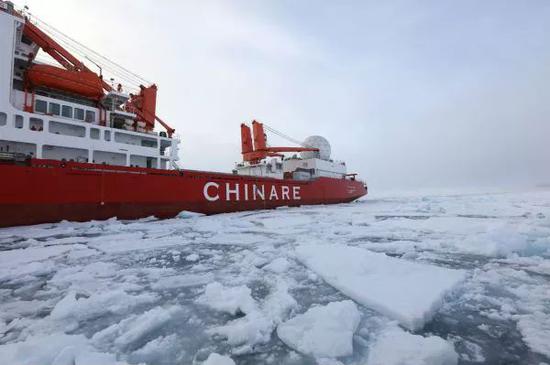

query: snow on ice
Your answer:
[0,189,549,364]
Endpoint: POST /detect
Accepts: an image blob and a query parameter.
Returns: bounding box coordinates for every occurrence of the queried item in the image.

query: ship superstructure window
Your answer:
[49,102,60,116]
[90,128,100,139]
[62,105,73,119]
[35,100,47,114]
[104,130,111,141]
[43,145,88,162]
[93,150,125,166]
[50,121,85,138]
[74,108,85,121]
[0,112,6,126]
[15,115,23,129]
[85,110,95,123]
[21,35,33,45]
[29,118,43,131]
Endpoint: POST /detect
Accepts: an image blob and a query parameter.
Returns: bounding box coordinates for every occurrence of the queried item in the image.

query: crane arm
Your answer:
[22,18,112,91]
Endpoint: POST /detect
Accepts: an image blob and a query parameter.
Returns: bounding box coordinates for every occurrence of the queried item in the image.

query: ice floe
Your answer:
[296,243,466,330]
[367,323,458,365]
[276,300,360,358]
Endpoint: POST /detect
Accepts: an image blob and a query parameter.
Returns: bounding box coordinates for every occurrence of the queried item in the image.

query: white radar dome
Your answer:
[300,135,331,160]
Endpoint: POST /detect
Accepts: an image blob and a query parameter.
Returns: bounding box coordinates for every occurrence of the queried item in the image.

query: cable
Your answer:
[263,124,307,147]
[28,14,151,87]
[35,16,150,85]
[36,21,143,88]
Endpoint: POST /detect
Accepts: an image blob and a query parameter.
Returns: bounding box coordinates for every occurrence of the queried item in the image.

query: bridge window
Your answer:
[35,100,47,113]
[0,112,6,126]
[49,102,60,116]
[74,108,85,121]
[62,105,73,118]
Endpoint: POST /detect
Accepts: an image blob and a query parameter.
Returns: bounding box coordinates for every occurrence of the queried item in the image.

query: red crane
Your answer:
[241,120,318,164]
[20,15,175,137]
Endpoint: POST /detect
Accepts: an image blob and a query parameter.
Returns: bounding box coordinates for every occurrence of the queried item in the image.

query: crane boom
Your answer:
[241,120,318,164]
[19,14,175,136]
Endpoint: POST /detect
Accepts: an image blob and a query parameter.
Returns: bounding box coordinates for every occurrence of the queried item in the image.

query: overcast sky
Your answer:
[14,0,550,190]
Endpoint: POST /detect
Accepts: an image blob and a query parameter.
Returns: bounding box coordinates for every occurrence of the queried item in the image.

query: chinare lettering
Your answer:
[203,182,301,202]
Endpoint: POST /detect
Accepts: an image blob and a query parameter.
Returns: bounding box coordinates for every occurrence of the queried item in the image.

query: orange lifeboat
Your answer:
[25,64,105,100]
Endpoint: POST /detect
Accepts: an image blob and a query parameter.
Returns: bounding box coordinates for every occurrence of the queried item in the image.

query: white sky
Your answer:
[13,0,550,190]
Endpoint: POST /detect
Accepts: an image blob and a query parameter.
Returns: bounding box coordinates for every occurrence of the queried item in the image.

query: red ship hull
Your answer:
[0,159,367,228]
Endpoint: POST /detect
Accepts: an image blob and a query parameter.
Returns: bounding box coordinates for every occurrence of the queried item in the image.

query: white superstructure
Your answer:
[235,133,347,180]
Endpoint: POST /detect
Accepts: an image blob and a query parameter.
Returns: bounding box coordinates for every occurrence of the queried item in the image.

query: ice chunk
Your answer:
[276,300,360,358]
[458,223,529,257]
[0,245,74,268]
[197,282,257,315]
[151,273,213,290]
[263,257,291,273]
[207,280,297,352]
[516,314,550,357]
[0,260,56,282]
[89,235,184,253]
[92,306,182,351]
[74,351,118,365]
[185,253,200,261]
[209,310,273,348]
[129,334,180,363]
[0,333,128,365]
[51,290,157,326]
[176,211,204,219]
[203,353,236,365]
[262,280,298,323]
[367,324,458,365]
[295,243,465,330]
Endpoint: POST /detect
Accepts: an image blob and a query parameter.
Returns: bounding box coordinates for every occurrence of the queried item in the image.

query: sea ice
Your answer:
[151,273,213,290]
[263,257,291,273]
[50,290,158,327]
[185,253,200,261]
[367,323,458,365]
[206,280,297,352]
[276,300,361,358]
[203,353,236,365]
[92,306,182,351]
[197,282,257,315]
[295,243,465,330]
[0,333,127,365]
[0,189,548,364]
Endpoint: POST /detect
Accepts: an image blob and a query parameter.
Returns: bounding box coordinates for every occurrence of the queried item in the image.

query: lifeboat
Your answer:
[25,64,105,100]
